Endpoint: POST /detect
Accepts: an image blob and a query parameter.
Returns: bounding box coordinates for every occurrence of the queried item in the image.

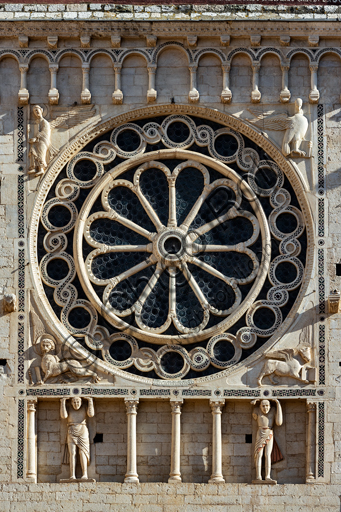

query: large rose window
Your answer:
[34,111,308,380]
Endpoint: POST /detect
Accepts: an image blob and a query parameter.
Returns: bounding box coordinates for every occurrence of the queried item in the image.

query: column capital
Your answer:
[27,398,37,411]
[252,63,261,72]
[307,401,317,412]
[125,399,139,414]
[114,62,122,70]
[189,63,198,72]
[209,400,225,413]
[147,64,157,72]
[281,64,290,72]
[221,64,231,73]
[310,64,319,73]
[49,64,59,72]
[19,65,28,74]
[82,62,90,71]
[170,400,183,414]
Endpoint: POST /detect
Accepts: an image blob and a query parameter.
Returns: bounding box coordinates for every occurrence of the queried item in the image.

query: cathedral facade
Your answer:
[0,2,341,510]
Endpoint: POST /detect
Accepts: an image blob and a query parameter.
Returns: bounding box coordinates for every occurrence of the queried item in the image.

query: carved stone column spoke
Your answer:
[27,399,37,482]
[18,65,29,106]
[251,63,261,104]
[147,64,157,103]
[125,399,139,483]
[306,401,317,483]
[208,400,225,484]
[309,64,320,104]
[81,63,91,105]
[280,64,291,103]
[168,400,183,483]
[221,64,232,104]
[113,63,123,105]
[48,64,59,105]
[189,64,199,103]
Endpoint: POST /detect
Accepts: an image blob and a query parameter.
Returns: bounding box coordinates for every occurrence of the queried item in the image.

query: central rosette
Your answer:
[75,150,270,344]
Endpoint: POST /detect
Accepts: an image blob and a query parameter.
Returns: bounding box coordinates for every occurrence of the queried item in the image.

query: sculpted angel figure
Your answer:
[247,98,309,158]
[28,104,97,177]
[28,105,51,177]
[251,399,283,484]
[60,396,95,481]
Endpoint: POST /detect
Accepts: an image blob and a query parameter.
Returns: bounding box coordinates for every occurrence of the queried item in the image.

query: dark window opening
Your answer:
[336,264,341,276]
[0,359,6,366]
[245,434,252,444]
[93,433,103,443]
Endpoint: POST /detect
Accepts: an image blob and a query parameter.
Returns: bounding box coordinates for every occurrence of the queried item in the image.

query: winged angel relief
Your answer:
[28,104,98,177]
[247,98,312,159]
[29,310,100,385]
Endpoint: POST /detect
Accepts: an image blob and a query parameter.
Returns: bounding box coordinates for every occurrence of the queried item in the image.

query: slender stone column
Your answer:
[306,401,316,482]
[124,399,139,483]
[48,64,59,105]
[251,63,261,103]
[113,63,123,104]
[18,65,29,105]
[26,399,37,482]
[168,400,183,483]
[309,64,320,104]
[208,400,225,483]
[81,63,91,104]
[147,64,157,103]
[189,64,199,103]
[280,64,291,103]
[221,64,232,103]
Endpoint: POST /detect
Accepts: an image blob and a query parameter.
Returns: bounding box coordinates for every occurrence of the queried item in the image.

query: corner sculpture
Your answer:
[247,98,311,158]
[257,344,313,386]
[30,310,100,384]
[3,293,17,313]
[60,396,95,482]
[28,104,97,177]
[251,398,283,485]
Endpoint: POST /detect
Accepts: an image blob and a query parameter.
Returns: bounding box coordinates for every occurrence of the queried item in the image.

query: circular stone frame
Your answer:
[29,104,314,383]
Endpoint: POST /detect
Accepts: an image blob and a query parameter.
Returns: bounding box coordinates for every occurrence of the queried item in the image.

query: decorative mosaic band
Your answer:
[272,389,316,397]
[81,387,128,396]
[318,248,325,315]
[140,389,171,396]
[17,106,24,163]
[27,388,71,396]
[17,399,24,479]
[319,324,326,386]
[182,390,212,397]
[224,389,261,397]
[318,401,325,478]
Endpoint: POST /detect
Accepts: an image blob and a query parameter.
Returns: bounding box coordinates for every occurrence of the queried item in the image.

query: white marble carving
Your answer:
[247,98,311,158]
[30,310,100,384]
[258,343,314,386]
[60,397,95,482]
[3,293,17,313]
[251,399,283,484]
[328,290,340,314]
[28,105,51,177]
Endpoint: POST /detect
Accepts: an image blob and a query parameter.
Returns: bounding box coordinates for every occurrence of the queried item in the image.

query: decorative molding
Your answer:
[17,399,24,479]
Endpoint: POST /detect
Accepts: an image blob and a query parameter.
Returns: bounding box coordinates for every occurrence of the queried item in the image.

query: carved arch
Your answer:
[152,42,193,64]
[118,49,151,65]
[54,49,85,65]
[26,50,54,65]
[86,49,116,65]
[0,50,22,65]
[193,48,226,65]
[315,48,341,64]
[285,48,314,64]
[226,48,256,63]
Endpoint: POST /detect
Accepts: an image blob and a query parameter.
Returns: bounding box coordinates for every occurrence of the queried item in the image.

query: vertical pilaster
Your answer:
[306,401,317,482]
[81,63,91,104]
[221,64,232,103]
[18,65,29,106]
[208,400,225,483]
[168,400,183,483]
[26,399,37,483]
[124,399,139,483]
[280,64,291,103]
[147,64,157,103]
[251,63,261,103]
[113,63,123,104]
[189,64,199,103]
[48,64,59,105]
[309,64,320,104]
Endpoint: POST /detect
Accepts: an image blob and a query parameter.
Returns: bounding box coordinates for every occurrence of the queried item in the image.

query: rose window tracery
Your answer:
[33,112,309,381]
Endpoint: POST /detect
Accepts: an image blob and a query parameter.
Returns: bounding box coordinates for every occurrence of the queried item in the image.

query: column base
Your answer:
[48,88,59,105]
[18,89,29,106]
[208,476,225,484]
[280,89,291,103]
[81,90,91,104]
[60,478,96,483]
[147,89,157,103]
[309,89,320,104]
[168,475,182,483]
[251,90,261,103]
[252,478,277,485]
[221,89,232,104]
[112,90,123,104]
[189,89,200,103]
[124,475,139,483]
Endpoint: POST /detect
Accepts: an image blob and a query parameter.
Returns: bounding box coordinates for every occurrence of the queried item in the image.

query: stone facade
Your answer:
[1,3,341,510]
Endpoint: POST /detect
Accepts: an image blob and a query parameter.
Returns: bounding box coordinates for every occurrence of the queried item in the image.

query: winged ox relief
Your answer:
[28,104,98,177]
[28,309,100,385]
[246,98,312,159]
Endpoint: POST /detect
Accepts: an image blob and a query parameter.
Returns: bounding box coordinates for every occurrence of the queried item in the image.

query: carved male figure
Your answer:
[35,336,100,384]
[60,396,94,480]
[28,105,51,176]
[251,398,283,484]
